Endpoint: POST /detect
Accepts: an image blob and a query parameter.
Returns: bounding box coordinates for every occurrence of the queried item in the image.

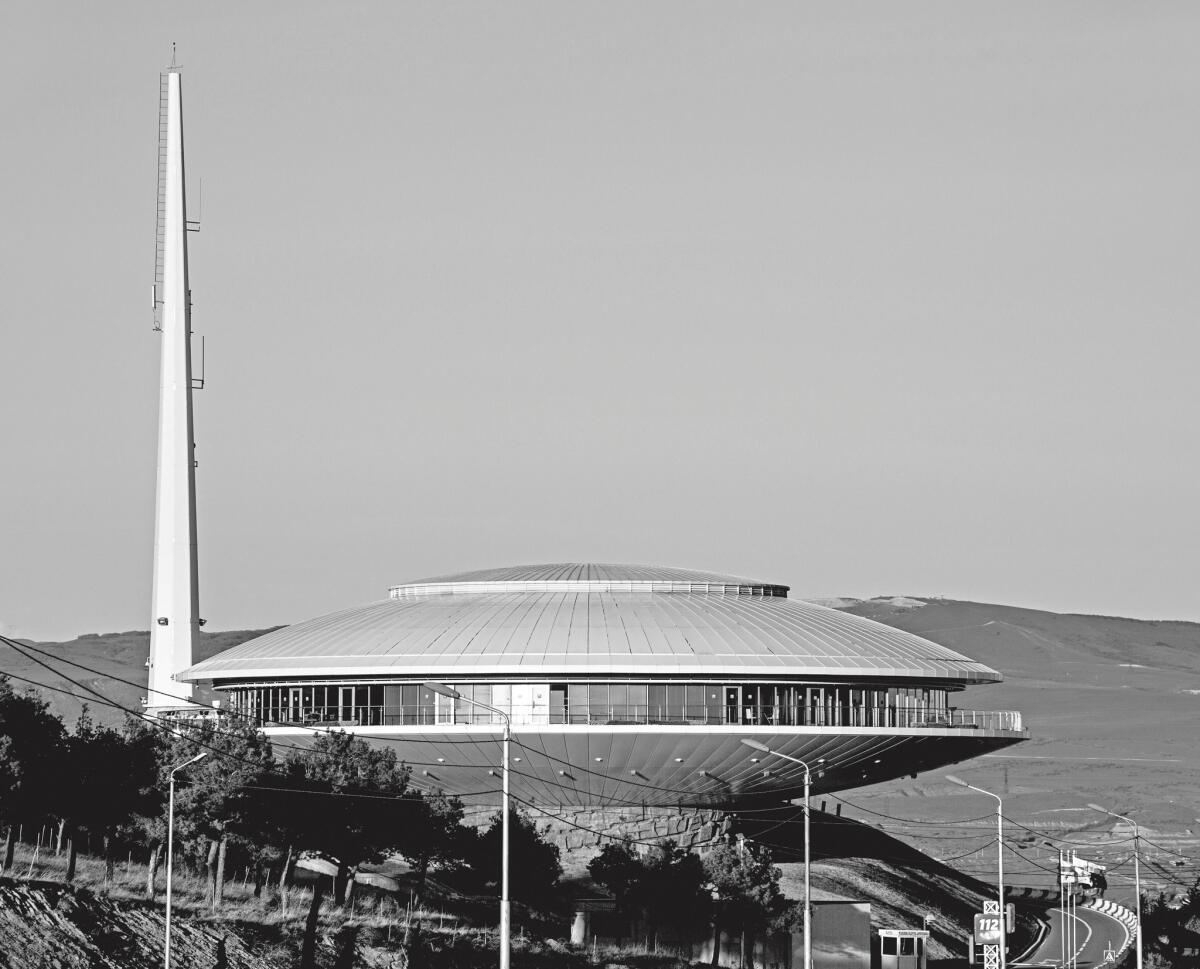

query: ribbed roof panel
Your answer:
[183,565,1000,685]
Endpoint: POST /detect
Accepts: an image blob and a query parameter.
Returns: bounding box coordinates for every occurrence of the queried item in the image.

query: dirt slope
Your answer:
[0,880,301,969]
[732,808,1034,961]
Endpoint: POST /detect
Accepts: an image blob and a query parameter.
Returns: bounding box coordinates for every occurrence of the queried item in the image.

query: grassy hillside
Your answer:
[830,597,1200,896]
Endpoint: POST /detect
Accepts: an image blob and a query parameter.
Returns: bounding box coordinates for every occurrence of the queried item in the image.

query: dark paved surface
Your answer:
[1012,904,1129,968]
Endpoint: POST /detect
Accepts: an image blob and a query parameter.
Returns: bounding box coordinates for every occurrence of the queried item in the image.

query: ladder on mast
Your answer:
[152,72,170,331]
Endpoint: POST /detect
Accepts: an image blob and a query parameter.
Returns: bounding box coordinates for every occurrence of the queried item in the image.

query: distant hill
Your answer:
[0,627,278,728]
[830,597,1200,895]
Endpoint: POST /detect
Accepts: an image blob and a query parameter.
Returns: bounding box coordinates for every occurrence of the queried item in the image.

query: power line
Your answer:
[0,635,510,774]
[6,633,1144,859]
[0,659,1071,878]
[7,635,820,811]
[1139,836,1194,859]
[0,642,499,802]
[1000,815,1136,847]
[825,792,995,827]
[4,635,1012,825]
[2,653,818,814]
[236,783,500,804]
[3,634,505,747]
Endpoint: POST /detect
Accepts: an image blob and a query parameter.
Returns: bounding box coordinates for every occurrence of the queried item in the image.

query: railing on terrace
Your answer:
[251,703,1024,733]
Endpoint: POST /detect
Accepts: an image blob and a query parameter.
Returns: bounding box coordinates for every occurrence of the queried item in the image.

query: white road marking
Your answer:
[982,753,1184,763]
[1071,909,1093,963]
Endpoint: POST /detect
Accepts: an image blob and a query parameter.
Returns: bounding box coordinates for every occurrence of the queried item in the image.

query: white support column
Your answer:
[147,68,199,714]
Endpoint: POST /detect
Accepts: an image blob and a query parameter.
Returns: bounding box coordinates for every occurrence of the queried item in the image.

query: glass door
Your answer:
[339,686,355,723]
[725,687,739,724]
[807,687,826,726]
[287,687,302,723]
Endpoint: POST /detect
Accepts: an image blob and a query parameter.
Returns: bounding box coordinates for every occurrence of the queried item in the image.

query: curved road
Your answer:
[1012,904,1130,968]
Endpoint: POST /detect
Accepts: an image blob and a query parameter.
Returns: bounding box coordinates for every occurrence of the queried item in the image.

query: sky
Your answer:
[2,2,1198,642]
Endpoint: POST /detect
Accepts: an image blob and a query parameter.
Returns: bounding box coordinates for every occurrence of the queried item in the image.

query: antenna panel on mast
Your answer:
[152,72,170,331]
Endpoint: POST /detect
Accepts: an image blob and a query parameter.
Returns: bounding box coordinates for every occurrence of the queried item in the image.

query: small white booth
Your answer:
[876,928,929,969]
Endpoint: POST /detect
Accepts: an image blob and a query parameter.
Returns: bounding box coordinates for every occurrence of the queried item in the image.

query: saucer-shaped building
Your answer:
[182,564,1026,807]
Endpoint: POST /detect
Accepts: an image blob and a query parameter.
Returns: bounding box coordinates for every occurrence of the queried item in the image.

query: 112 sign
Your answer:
[974,915,1003,944]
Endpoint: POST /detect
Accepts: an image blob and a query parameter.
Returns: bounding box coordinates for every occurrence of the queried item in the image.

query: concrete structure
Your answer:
[876,929,930,969]
[182,564,1026,805]
[567,895,870,968]
[146,66,201,714]
[811,901,871,969]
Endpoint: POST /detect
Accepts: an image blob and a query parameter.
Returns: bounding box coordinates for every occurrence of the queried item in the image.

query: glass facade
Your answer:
[224,680,956,729]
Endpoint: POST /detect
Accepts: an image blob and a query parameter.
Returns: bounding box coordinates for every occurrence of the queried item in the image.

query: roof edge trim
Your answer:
[387,579,789,599]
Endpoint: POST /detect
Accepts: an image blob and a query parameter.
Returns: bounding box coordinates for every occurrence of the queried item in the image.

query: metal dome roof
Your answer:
[182,564,1001,684]
[390,563,789,598]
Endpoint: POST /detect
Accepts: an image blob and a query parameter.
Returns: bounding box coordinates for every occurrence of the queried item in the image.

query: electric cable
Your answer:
[4,637,1022,820]
[2,635,509,748]
[0,642,503,801]
[0,634,1098,851]
[825,792,995,826]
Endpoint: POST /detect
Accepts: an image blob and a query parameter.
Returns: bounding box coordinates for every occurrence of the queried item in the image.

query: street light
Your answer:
[741,739,812,969]
[425,682,512,969]
[165,752,207,969]
[1089,803,1142,969]
[946,775,1005,969]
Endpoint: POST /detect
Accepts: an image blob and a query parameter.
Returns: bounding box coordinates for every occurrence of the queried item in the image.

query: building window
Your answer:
[233,681,953,730]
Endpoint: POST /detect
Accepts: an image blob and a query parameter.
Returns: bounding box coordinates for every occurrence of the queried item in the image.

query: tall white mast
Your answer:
[146,63,200,714]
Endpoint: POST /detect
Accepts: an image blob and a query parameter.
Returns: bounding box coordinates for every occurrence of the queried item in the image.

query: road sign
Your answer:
[974,914,1004,944]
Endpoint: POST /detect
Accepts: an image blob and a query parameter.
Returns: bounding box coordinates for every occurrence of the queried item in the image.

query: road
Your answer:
[1012,903,1130,968]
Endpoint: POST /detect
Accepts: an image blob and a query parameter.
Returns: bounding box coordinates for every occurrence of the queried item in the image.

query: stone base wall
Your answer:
[528,807,734,874]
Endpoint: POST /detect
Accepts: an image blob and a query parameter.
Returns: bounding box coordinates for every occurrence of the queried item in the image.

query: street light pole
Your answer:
[947,775,1005,969]
[426,682,512,969]
[1088,803,1142,969]
[742,740,812,969]
[164,752,207,969]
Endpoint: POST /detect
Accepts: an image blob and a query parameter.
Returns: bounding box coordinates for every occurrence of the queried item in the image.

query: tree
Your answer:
[148,716,279,907]
[589,841,644,938]
[0,677,66,871]
[1142,878,1200,968]
[143,714,280,906]
[590,840,710,948]
[702,841,788,969]
[403,788,470,900]
[275,730,415,905]
[60,710,160,882]
[474,809,562,909]
[641,840,710,947]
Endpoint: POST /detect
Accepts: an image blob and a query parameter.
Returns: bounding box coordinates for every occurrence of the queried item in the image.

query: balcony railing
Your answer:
[252,703,1023,733]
